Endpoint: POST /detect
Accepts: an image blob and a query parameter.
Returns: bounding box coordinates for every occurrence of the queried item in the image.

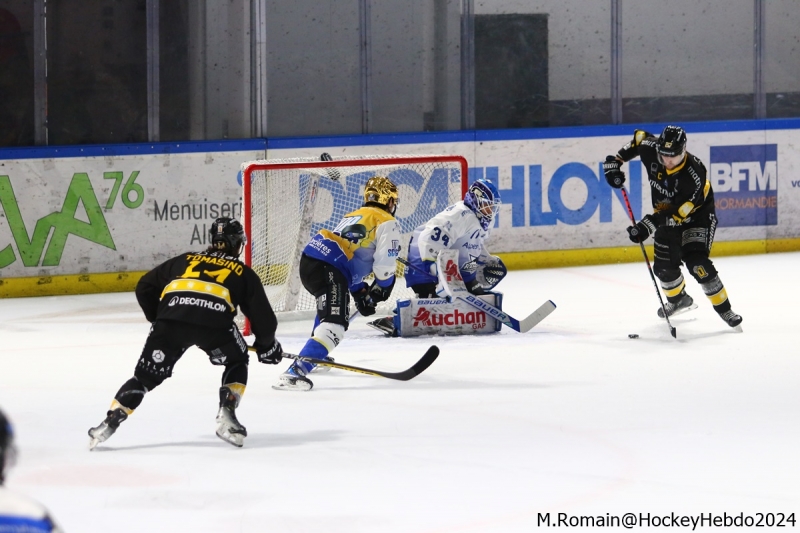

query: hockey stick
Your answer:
[620,187,677,339]
[397,256,556,333]
[249,345,439,381]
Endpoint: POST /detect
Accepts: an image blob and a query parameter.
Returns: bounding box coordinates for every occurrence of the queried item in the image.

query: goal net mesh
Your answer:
[241,154,467,324]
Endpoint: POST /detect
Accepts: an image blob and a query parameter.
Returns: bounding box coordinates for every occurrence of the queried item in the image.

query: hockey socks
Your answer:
[701,276,743,328]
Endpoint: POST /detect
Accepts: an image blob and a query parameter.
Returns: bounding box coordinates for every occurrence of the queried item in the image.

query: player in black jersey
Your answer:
[603,125,743,329]
[88,217,283,448]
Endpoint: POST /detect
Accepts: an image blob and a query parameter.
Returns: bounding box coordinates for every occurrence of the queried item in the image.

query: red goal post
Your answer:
[240,154,469,332]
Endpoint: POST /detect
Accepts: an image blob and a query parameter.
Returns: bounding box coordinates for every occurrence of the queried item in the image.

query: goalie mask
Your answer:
[465,179,501,230]
[0,409,17,485]
[209,217,247,257]
[363,176,399,215]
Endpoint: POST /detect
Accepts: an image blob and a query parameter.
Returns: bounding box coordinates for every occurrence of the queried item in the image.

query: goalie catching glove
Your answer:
[627,215,657,243]
[256,339,283,364]
[476,256,507,291]
[603,155,625,189]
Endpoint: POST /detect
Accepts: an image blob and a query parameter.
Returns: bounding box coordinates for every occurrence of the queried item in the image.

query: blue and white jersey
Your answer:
[406,201,492,286]
[303,205,402,292]
[0,488,62,532]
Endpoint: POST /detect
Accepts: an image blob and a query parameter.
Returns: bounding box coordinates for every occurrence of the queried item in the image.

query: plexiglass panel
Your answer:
[158,0,253,141]
[0,1,35,146]
[47,0,147,145]
[475,0,612,128]
[621,0,754,124]
[765,0,800,119]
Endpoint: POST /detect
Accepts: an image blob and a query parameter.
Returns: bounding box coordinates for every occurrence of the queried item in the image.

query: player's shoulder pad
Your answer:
[636,131,658,149]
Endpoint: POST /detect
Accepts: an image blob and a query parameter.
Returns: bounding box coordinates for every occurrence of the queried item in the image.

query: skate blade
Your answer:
[366,321,395,337]
[659,303,698,319]
[215,429,244,447]
[732,325,743,333]
[309,365,331,374]
[88,426,109,451]
[271,375,313,392]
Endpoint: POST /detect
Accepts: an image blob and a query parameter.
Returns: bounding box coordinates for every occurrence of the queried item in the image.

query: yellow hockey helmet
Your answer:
[363,176,399,209]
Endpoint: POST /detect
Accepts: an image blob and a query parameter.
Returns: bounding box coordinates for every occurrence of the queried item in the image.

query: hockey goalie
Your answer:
[369,179,508,337]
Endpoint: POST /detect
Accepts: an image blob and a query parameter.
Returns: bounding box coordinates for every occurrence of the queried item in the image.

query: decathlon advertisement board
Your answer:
[265,120,800,255]
[0,141,264,282]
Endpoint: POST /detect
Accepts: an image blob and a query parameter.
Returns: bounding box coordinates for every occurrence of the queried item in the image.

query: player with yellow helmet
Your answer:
[272,175,402,391]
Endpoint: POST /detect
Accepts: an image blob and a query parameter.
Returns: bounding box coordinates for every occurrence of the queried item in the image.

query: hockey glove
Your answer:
[369,279,394,304]
[627,215,657,243]
[423,260,438,278]
[603,155,626,189]
[257,339,283,365]
[352,287,377,316]
[478,256,507,290]
[465,278,486,295]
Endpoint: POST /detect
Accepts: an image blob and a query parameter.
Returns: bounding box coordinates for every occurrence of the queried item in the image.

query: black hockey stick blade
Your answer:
[249,345,439,381]
[670,326,677,338]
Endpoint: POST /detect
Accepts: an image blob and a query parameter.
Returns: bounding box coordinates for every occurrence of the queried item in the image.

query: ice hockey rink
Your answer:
[1,252,798,532]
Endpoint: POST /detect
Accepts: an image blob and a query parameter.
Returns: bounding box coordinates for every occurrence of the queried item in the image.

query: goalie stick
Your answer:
[397,255,556,333]
[249,345,439,381]
[620,187,677,339]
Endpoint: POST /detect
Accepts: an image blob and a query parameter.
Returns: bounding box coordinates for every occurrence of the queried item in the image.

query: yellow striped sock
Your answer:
[110,399,134,416]
[706,288,729,306]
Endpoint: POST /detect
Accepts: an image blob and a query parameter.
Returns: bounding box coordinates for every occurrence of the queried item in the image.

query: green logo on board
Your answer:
[0,171,144,268]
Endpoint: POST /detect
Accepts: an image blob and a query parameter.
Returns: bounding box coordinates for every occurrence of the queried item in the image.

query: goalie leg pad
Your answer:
[394,293,503,337]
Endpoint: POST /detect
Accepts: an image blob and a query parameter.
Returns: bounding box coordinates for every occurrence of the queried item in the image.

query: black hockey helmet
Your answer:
[0,409,17,485]
[657,125,687,157]
[209,217,247,257]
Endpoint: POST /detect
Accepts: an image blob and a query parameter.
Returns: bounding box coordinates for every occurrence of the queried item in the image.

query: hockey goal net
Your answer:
[240,154,468,328]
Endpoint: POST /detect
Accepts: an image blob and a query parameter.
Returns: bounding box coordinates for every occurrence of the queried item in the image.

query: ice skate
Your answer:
[657,294,697,318]
[215,386,247,447]
[88,408,128,450]
[367,316,397,337]
[272,363,313,391]
[309,356,335,374]
[719,309,743,331]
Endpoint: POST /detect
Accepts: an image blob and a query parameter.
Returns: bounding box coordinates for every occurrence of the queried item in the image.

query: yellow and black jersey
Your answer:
[617,129,714,226]
[135,250,277,348]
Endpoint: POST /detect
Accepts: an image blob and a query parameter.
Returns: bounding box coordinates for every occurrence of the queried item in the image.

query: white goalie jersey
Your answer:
[406,201,492,287]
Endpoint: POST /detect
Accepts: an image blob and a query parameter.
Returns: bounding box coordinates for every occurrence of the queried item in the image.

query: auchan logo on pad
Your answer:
[443,259,462,282]
[412,307,486,327]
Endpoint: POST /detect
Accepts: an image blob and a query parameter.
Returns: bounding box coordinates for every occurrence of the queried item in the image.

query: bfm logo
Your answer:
[412,306,487,327]
[709,145,777,226]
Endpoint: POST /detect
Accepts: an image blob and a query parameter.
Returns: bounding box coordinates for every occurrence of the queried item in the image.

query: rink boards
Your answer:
[1,119,799,297]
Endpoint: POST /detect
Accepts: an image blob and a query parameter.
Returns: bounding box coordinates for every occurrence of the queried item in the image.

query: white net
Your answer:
[241,154,467,324]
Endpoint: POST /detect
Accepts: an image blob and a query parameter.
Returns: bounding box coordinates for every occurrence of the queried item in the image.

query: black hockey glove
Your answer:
[465,278,486,295]
[603,155,626,189]
[256,339,283,365]
[352,287,377,317]
[368,279,394,304]
[627,215,657,243]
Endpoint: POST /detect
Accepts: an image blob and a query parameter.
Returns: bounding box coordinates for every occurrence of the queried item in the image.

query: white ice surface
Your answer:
[1,253,798,532]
